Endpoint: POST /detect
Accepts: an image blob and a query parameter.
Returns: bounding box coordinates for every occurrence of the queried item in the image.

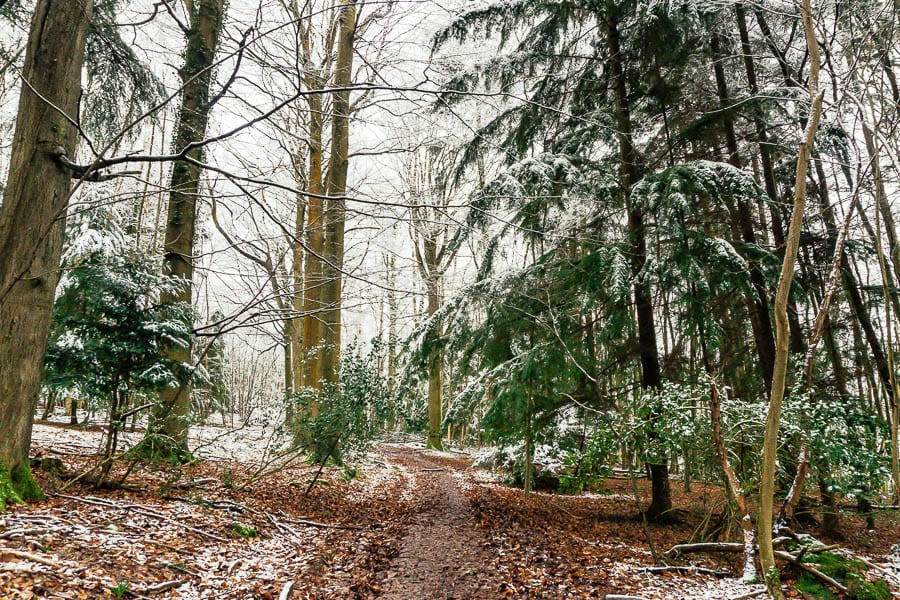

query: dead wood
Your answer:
[0,549,62,567]
[278,516,370,531]
[839,503,900,510]
[727,590,768,600]
[665,542,743,558]
[773,549,849,596]
[278,581,295,600]
[141,579,188,594]
[167,477,219,490]
[665,537,792,559]
[638,565,731,578]
[53,493,230,542]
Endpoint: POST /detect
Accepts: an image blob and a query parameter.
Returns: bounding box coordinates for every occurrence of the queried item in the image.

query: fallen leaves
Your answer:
[4,432,899,599]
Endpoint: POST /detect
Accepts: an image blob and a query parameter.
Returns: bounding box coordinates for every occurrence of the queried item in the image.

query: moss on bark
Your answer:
[0,461,43,511]
[129,434,193,464]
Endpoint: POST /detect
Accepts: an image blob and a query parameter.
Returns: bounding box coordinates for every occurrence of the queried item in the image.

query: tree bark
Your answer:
[709,380,758,583]
[318,0,357,386]
[710,32,776,393]
[145,0,224,460]
[425,276,443,449]
[0,0,93,507]
[606,10,671,520]
[299,86,326,396]
[758,3,822,596]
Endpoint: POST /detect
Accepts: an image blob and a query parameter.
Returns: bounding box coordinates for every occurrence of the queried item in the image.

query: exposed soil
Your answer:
[376,447,497,598]
[3,432,898,599]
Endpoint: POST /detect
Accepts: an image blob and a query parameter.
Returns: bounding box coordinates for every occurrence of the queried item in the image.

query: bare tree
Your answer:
[403,139,461,449]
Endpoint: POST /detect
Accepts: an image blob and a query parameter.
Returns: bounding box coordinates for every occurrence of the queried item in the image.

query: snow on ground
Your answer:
[32,418,287,464]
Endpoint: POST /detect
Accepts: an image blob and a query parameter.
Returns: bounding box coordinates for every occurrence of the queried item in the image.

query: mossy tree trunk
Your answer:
[144,0,224,462]
[0,0,93,509]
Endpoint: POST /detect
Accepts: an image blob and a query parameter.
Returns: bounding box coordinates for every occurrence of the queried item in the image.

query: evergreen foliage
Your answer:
[43,201,192,432]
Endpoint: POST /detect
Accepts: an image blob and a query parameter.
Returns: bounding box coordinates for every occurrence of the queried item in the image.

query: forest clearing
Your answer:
[2,0,900,598]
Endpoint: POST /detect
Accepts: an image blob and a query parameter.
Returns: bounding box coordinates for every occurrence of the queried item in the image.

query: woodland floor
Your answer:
[2,422,899,599]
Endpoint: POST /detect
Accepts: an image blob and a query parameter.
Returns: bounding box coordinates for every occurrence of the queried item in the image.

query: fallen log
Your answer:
[665,537,791,559]
[142,579,188,594]
[664,542,742,558]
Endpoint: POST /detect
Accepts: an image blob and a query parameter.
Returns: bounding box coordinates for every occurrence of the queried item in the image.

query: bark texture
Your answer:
[606,10,671,521]
[145,0,224,459]
[758,2,822,596]
[0,0,93,506]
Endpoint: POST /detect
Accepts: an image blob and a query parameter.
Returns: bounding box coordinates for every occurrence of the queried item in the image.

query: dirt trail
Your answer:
[377,446,497,599]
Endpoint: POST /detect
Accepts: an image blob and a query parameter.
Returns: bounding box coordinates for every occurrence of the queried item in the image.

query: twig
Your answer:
[52,493,229,542]
[638,565,731,578]
[0,549,61,567]
[304,434,342,497]
[278,516,370,531]
[168,477,219,490]
[278,581,295,600]
[727,590,768,600]
[628,467,664,566]
[142,579,188,594]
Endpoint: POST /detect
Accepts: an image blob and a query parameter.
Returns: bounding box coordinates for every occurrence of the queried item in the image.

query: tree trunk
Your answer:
[0,0,93,508]
[606,10,670,521]
[425,277,444,449]
[758,3,822,596]
[779,159,856,526]
[711,32,776,393]
[290,192,305,392]
[318,0,357,386]
[145,0,224,461]
[523,392,533,496]
[41,390,58,421]
[299,91,325,396]
[736,0,808,359]
[709,380,758,583]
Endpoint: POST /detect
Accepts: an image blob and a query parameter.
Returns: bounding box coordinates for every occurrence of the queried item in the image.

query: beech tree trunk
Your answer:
[145,0,224,460]
[606,9,671,521]
[0,0,93,507]
[318,0,356,386]
[299,87,326,397]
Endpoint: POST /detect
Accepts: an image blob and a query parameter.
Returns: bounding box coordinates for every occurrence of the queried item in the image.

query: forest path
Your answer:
[376,445,497,599]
